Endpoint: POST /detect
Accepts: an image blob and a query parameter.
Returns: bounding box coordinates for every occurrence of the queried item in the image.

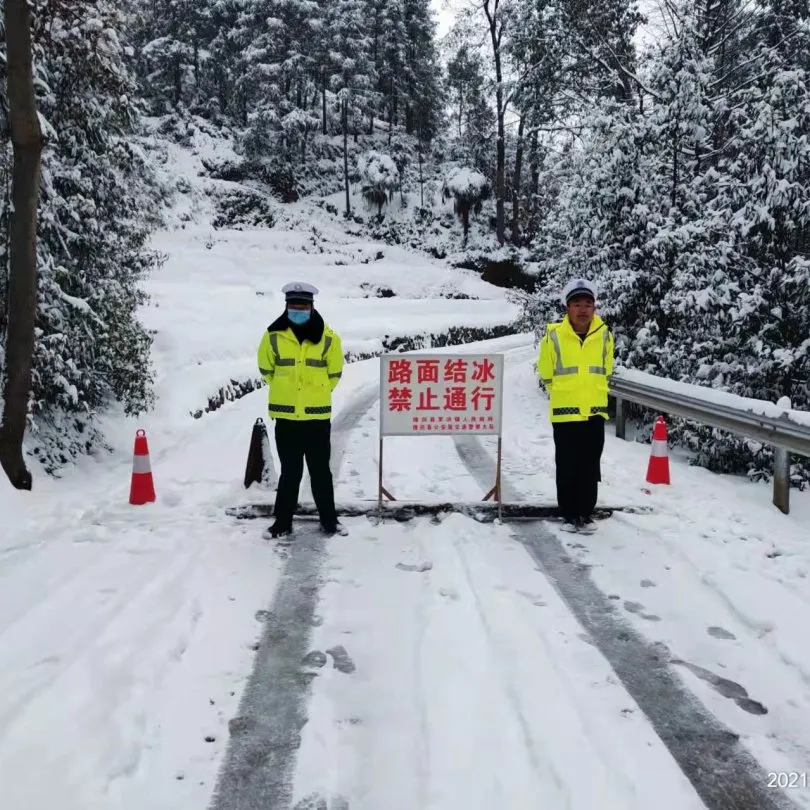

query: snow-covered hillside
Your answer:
[2,125,810,810]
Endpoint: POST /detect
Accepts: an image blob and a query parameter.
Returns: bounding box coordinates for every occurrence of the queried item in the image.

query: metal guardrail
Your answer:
[608,371,810,515]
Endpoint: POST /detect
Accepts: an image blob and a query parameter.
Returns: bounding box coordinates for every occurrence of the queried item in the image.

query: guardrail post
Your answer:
[774,447,790,514]
[615,396,626,440]
[773,396,792,514]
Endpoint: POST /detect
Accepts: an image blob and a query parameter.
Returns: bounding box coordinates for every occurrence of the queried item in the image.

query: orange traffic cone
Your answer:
[646,416,670,485]
[130,429,156,504]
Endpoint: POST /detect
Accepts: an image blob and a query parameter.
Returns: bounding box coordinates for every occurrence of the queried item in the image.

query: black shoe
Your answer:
[321,521,348,536]
[263,521,292,540]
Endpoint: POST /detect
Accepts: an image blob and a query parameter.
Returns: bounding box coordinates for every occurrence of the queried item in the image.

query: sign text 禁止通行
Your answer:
[380,353,504,436]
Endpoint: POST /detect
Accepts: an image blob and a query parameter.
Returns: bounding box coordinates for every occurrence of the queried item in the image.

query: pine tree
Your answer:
[402,0,444,142]
[1,0,160,469]
[446,45,495,172]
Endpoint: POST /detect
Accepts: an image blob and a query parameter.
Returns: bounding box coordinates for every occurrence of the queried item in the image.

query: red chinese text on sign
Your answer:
[417,360,440,384]
[388,387,412,411]
[444,387,466,410]
[471,386,496,411]
[417,388,440,411]
[388,359,413,385]
[380,353,503,436]
[472,358,496,383]
[443,359,468,383]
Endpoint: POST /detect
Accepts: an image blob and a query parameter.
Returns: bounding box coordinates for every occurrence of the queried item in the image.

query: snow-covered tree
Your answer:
[446,45,495,174]
[442,167,491,243]
[1,0,161,469]
[358,150,400,216]
[525,0,810,480]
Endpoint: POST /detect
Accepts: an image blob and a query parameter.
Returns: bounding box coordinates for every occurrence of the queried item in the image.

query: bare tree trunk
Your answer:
[527,128,540,241]
[418,141,425,208]
[172,54,182,106]
[484,0,506,245]
[388,78,395,145]
[528,129,539,199]
[342,97,351,218]
[1,0,44,490]
[321,71,328,135]
[511,113,525,244]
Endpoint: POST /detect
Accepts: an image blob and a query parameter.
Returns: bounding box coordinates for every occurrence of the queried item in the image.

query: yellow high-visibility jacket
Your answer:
[537,314,614,423]
[257,312,343,420]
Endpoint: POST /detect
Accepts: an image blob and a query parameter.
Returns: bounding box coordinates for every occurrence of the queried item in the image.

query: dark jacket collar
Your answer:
[268,308,326,344]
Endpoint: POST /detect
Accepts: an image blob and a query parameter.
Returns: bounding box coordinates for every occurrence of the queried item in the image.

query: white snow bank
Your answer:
[613,367,810,431]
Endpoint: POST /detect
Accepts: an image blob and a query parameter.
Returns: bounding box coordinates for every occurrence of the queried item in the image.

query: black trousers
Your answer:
[273,418,337,528]
[552,417,605,520]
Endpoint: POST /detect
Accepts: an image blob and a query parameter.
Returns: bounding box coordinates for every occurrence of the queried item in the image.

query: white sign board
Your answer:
[380,353,504,436]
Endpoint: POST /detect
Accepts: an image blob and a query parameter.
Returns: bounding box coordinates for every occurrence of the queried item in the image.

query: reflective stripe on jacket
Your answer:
[257,321,343,420]
[537,314,614,423]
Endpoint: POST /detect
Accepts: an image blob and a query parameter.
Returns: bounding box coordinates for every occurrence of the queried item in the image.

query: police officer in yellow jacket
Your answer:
[257,282,345,539]
[538,278,614,533]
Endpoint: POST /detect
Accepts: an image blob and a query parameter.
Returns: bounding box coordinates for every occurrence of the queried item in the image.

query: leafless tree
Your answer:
[0,0,44,489]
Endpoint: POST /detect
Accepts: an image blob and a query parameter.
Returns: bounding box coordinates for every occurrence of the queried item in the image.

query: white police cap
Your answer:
[282,281,319,302]
[562,277,596,305]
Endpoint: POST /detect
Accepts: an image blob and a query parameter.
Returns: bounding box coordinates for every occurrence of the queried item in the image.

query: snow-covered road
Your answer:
[3,138,810,809]
[255,348,810,810]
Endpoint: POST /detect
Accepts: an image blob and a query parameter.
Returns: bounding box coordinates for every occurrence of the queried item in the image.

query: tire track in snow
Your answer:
[449,532,571,801]
[452,433,802,810]
[208,383,379,810]
[210,340,534,810]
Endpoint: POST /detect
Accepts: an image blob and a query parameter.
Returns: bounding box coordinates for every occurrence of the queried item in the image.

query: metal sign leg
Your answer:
[378,437,396,521]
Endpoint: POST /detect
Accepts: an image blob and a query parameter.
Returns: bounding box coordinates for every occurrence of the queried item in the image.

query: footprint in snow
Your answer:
[707,626,737,640]
[326,645,356,674]
[517,590,547,607]
[396,561,433,573]
[302,650,328,669]
[624,600,661,622]
[671,659,767,715]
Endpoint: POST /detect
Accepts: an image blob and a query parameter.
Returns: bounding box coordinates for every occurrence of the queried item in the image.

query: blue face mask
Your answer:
[287,308,311,325]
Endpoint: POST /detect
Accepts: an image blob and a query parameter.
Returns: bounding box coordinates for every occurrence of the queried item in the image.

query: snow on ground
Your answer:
[3,123,810,810]
[290,346,810,808]
[285,345,810,809]
[293,515,706,810]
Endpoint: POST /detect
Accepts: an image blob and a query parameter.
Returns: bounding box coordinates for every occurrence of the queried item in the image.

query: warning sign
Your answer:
[379,353,504,436]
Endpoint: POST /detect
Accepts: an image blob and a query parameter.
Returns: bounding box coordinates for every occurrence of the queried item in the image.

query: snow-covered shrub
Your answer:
[357,151,400,217]
[442,167,490,243]
[211,188,277,229]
